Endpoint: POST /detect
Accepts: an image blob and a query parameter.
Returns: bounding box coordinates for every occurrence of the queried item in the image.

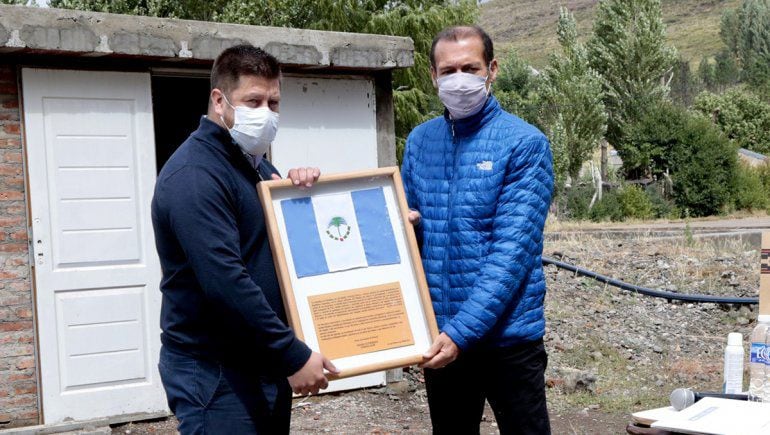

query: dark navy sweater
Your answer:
[151,117,311,376]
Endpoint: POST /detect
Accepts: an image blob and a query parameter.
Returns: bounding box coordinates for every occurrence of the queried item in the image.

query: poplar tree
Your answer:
[720,0,770,92]
[539,8,607,184]
[587,0,677,154]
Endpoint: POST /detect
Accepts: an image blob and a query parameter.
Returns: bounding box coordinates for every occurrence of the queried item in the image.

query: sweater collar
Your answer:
[194,116,260,179]
[196,116,235,152]
[444,95,501,138]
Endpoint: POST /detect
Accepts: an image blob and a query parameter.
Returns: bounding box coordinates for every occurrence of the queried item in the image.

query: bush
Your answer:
[617,185,655,220]
[733,163,770,211]
[589,191,624,222]
[559,183,595,220]
[693,89,770,155]
[645,184,680,219]
[627,102,737,217]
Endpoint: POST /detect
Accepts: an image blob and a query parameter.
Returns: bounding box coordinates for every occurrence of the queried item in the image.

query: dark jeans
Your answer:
[158,346,291,435]
[424,339,550,435]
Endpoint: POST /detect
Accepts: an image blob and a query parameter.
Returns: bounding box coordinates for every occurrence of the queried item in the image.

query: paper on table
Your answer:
[651,397,770,435]
[631,406,678,426]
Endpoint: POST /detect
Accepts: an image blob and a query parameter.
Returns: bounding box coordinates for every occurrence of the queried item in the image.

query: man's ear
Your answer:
[488,58,499,83]
[211,88,226,117]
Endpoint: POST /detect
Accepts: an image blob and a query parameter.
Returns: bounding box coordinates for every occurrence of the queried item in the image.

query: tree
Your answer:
[587,0,677,155]
[494,49,539,126]
[538,8,607,184]
[720,0,770,93]
[626,102,736,216]
[50,0,479,163]
[698,56,717,91]
[714,50,740,90]
[50,0,229,20]
[670,58,700,107]
[693,89,770,155]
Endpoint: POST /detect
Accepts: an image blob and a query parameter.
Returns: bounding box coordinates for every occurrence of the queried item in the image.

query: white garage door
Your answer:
[22,69,166,424]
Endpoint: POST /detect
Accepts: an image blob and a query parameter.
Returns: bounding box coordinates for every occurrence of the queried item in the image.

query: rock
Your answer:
[737,317,750,326]
[554,367,597,394]
[386,381,411,395]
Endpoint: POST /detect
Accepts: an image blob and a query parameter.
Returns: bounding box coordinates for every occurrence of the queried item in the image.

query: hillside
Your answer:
[480,0,741,68]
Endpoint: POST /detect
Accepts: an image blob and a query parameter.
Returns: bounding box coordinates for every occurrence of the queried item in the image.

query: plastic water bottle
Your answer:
[723,332,744,394]
[748,314,770,401]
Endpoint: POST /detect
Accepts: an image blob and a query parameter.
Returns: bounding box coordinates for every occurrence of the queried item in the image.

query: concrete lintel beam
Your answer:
[0,5,414,70]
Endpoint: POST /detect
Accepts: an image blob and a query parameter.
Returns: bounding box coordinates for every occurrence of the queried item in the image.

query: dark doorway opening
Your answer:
[151,75,210,173]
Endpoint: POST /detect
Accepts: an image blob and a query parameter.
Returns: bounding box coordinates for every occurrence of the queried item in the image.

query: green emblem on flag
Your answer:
[326,216,351,241]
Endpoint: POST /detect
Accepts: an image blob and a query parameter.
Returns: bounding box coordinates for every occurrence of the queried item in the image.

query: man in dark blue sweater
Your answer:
[151,45,336,434]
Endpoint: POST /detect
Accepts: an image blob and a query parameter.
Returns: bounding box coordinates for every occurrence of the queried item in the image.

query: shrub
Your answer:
[644,184,680,219]
[627,102,737,217]
[617,185,655,220]
[693,89,770,155]
[559,183,595,221]
[589,191,624,222]
[668,115,737,217]
[733,163,770,211]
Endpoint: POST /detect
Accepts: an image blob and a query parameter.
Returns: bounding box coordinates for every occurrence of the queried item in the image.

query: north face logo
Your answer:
[476,161,493,171]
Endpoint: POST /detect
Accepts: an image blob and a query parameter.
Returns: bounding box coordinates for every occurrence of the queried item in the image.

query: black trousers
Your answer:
[424,339,550,435]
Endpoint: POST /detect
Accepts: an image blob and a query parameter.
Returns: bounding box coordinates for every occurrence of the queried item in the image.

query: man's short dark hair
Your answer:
[210,44,281,94]
[430,26,494,68]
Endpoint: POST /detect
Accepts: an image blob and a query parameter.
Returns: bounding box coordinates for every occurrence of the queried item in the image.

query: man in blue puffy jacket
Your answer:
[401,26,554,434]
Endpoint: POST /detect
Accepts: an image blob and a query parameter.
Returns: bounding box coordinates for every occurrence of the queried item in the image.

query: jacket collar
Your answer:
[444,95,501,138]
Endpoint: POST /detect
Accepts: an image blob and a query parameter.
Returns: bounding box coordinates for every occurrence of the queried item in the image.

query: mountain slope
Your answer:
[480,0,741,67]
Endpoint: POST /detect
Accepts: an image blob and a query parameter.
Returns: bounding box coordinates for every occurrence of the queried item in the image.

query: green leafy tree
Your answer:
[587,0,677,154]
[538,8,607,183]
[714,50,740,90]
[698,57,717,91]
[626,102,736,216]
[50,0,228,20]
[720,0,770,93]
[495,50,539,125]
[693,89,770,155]
[544,114,570,196]
[670,58,701,107]
[50,0,478,164]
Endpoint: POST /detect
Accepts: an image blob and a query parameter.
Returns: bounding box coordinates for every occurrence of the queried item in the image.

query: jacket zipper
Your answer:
[443,120,458,319]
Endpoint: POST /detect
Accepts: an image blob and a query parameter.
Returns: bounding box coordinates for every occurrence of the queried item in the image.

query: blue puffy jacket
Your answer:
[401,96,553,351]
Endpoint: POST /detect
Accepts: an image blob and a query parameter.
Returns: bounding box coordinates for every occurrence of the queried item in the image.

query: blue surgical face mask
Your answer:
[221,94,279,158]
[436,69,491,120]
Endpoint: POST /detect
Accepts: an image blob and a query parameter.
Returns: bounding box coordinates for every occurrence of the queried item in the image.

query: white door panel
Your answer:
[272,76,378,175]
[22,68,166,423]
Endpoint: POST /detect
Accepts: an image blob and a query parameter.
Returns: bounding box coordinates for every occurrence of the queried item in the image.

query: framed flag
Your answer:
[258,167,439,379]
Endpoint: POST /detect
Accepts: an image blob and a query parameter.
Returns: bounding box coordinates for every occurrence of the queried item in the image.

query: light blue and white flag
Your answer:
[281,187,401,278]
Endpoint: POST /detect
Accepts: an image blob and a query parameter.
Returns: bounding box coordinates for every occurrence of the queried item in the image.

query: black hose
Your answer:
[542,256,759,305]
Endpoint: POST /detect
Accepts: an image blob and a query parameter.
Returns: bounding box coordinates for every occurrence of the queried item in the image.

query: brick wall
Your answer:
[0,64,38,428]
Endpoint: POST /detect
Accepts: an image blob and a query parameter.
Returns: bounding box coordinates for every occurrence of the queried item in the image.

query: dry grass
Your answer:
[480,0,742,68]
[544,230,760,297]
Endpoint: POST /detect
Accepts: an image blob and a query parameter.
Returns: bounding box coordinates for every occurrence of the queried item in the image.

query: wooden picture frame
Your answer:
[258,167,439,379]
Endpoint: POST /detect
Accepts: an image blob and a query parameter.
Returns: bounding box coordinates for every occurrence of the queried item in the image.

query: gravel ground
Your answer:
[112,227,763,434]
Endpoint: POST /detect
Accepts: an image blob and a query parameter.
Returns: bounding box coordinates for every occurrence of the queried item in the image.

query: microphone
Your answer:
[669,388,749,411]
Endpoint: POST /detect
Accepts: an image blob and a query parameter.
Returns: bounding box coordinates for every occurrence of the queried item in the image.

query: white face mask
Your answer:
[437,71,491,120]
[221,94,279,157]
